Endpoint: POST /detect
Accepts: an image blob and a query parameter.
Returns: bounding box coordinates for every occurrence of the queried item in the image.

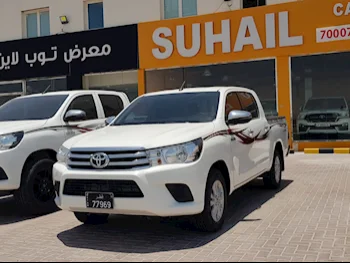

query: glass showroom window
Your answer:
[243,0,266,9]
[87,1,104,30]
[146,60,277,116]
[291,52,350,141]
[0,82,24,107]
[164,0,197,19]
[84,70,138,102]
[24,9,50,38]
[26,77,67,95]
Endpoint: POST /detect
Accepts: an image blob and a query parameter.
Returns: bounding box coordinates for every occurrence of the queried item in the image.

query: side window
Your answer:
[237,92,259,119]
[225,92,242,120]
[67,95,98,120]
[99,95,124,118]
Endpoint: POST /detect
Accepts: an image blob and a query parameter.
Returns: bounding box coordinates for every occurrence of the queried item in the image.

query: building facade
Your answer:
[0,0,349,151]
[138,0,350,151]
[0,0,286,105]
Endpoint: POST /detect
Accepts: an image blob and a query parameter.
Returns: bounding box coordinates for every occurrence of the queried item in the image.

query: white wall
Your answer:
[198,0,242,14]
[0,0,296,42]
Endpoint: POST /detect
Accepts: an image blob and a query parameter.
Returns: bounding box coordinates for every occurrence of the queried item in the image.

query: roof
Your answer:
[143,86,253,97]
[18,89,126,98]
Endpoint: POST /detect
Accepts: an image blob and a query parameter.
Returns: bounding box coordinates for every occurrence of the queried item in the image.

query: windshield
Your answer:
[0,95,68,121]
[113,92,220,125]
[304,98,347,111]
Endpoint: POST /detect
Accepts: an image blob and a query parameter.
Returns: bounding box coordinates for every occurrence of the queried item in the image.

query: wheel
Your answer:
[263,150,283,189]
[193,168,227,232]
[14,158,57,215]
[74,212,109,225]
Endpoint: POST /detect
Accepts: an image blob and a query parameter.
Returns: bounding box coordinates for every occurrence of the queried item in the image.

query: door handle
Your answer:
[248,129,254,136]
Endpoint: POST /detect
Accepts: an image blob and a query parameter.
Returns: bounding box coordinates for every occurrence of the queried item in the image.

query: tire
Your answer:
[74,212,109,225]
[263,150,283,189]
[193,168,227,232]
[14,158,57,215]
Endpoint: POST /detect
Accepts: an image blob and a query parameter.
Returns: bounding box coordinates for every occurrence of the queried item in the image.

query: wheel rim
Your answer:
[210,180,225,223]
[274,155,281,184]
[33,169,55,203]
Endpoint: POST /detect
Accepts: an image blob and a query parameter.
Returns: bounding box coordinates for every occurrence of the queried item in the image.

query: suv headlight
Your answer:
[57,146,70,164]
[147,138,203,167]
[0,131,24,151]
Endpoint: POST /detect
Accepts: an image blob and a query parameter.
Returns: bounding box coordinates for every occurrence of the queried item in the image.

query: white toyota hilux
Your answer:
[0,90,130,214]
[54,87,289,232]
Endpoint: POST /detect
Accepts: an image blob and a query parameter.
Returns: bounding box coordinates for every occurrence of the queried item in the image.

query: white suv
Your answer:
[0,90,130,214]
[54,87,288,232]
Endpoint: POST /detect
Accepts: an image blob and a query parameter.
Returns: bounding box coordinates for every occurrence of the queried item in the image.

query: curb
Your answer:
[304,148,350,154]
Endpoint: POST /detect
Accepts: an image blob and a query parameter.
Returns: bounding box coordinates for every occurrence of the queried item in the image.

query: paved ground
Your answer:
[1,154,350,262]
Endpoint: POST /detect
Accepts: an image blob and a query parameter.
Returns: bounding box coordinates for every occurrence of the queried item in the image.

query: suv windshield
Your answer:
[113,92,220,125]
[304,98,347,111]
[0,95,68,121]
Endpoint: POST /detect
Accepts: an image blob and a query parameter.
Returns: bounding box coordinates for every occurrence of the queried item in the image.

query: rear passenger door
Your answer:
[237,92,269,175]
[98,94,125,119]
[64,94,105,139]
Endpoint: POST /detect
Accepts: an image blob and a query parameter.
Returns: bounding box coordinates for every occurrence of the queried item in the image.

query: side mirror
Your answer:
[105,116,116,126]
[227,110,252,126]
[64,109,87,122]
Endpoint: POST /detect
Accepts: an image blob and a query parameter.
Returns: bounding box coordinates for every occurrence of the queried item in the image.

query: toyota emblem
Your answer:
[90,153,110,169]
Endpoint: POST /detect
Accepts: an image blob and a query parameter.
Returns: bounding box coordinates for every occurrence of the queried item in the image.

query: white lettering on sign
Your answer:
[177,24,201,57]
[316,24,350,43]
[234,16,263,52]
[205,19,231,55]
[152,27,174,59]
[0,44,113,71]
[151,11,304,60]
[333,2,350,16]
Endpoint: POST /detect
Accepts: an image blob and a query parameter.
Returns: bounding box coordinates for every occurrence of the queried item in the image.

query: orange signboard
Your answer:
[138,0,350,69]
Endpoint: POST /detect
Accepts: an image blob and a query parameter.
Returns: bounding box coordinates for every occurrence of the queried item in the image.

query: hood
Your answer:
[64,123,215,150]
[0,120,48,135]
[300,109,347,115]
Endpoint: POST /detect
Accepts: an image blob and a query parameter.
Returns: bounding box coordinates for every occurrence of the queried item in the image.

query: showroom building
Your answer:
[137,0,350,151]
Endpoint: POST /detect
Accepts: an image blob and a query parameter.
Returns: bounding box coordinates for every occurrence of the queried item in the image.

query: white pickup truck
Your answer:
[0,90,130,214]
[53,87,289,232]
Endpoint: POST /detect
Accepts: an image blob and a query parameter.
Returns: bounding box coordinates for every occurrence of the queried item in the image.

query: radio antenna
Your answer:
[179,81,186,91]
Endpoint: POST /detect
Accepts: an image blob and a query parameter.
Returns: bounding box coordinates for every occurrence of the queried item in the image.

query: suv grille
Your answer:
[68,148,150,170]
[305,113,338,123]
[63,179,144,197]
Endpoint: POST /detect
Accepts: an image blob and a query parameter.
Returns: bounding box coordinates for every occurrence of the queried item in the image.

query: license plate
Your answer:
[86,192,114,209]
[316,123,331,128]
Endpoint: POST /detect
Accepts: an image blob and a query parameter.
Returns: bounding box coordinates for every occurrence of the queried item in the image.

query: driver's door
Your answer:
[225,92,253,187]
[63,94,105,140]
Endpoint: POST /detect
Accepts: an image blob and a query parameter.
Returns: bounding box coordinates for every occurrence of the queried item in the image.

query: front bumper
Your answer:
[297,120,350,135]
[0,148,26,191]
[53,162,207,217]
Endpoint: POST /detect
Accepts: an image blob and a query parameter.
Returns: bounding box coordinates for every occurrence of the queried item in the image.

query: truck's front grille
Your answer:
[68,148,150,170]
[63,179,144,197]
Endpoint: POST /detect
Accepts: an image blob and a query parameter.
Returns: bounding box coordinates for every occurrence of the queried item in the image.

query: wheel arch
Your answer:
[209,160,231,194]
[21,149,57,182]
[274,141,285,171]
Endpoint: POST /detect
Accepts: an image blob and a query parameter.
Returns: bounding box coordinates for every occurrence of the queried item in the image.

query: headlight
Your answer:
[0,131,24,151]
[57,146,70,164]
[298,113,306,120]
[147,138,203,167]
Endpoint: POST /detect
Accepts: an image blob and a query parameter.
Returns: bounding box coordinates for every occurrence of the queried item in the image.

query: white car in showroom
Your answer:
[53,87,289,232]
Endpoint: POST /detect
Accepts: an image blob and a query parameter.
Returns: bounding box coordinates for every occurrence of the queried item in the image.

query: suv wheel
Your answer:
[263,150,283,189]
[193,168,227,232]
[14,158,57,215]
